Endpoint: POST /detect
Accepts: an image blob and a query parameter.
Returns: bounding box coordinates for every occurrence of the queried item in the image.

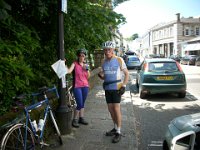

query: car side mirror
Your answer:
[171,131,196,150]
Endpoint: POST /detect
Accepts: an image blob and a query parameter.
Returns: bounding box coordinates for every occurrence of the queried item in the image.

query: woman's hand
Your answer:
[83,63,89,71]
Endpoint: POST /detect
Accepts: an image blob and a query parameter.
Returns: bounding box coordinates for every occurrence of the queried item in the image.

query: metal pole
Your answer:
[56,0,72,135]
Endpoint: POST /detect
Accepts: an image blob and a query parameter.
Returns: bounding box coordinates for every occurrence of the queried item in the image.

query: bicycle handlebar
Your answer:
[31,85,59,104]
[25,85,59,112]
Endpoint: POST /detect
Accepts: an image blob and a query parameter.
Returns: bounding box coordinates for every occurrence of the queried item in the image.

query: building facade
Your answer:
[141,13,200,57]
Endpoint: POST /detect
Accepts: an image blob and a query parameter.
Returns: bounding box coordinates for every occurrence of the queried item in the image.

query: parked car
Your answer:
[145,54,156,59]
[123,51,137,63]
[145,54,165,59]
[136,58,186,99]
[168,55,182,63]
[163,112,200,150]
[125,51,137,55]
[180,55,198,65]
[126,55,141,69]
[195,56,200,66]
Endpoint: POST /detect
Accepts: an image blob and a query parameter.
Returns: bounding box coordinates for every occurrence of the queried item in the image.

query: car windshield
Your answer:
[149,62,178,72]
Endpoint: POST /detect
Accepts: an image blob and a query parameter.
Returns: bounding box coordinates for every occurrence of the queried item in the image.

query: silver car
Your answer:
[126,55,141,69]
[163,113,200,150]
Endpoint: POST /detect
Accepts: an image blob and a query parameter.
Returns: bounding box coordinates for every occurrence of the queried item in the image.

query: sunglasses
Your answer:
[79,54,85,57]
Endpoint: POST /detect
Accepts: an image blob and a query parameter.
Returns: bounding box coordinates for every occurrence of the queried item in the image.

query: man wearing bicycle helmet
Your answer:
[66,48,90,128]
[98,41,129,143]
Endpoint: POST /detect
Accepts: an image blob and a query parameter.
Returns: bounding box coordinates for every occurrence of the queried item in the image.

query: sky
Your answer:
[114,0,200,38]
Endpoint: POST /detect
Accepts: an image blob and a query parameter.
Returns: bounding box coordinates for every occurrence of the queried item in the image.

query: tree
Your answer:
[0,0,127,115]
[125,33,139,41]
[131,33,139,40]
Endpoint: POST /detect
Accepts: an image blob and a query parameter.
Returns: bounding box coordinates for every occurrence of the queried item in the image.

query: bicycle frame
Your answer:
[23,86,59,149]
[66,80,76,108]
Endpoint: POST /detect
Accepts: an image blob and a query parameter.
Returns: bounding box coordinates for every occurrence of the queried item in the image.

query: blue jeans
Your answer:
[73,87,89,110]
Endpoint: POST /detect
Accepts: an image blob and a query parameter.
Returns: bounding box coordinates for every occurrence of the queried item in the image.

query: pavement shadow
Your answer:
[128,82,199,102]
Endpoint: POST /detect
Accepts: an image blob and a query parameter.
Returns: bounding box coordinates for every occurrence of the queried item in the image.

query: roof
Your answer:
[151,17,200,31]
[180,17,200,23]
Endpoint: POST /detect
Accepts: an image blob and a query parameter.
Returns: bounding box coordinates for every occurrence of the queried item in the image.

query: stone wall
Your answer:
[89,67,101,89]
[93,49,104,68]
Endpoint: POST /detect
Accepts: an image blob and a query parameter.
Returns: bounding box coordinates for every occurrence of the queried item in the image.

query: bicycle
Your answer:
[0,85,63,150]
[66,79,76,109]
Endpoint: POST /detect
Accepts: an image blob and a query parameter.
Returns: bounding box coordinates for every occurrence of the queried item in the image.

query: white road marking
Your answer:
[148,141,163,147]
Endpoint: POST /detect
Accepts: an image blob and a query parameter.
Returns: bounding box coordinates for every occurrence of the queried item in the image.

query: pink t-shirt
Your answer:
[73,61,89,88]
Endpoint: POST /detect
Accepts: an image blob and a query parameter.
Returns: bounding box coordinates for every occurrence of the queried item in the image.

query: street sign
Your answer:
[61,0,67,14]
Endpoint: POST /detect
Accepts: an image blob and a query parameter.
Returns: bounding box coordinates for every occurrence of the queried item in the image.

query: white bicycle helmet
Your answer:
[102,41,115,49]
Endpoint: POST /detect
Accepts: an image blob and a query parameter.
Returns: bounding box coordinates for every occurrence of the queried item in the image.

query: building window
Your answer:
[159,31,161,39]
[185,28,189,36]
[196,27,199,35]
[170,27,173,37]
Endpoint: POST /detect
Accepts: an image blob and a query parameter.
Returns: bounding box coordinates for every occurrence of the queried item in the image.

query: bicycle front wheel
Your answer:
[0,123,35,150]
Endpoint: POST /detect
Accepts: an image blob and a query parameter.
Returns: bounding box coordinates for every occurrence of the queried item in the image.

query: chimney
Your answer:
[176,13,180,22]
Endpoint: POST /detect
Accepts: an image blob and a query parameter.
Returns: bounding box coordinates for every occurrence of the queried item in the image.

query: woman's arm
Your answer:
[66,63,75,74]
[87,71,90,79]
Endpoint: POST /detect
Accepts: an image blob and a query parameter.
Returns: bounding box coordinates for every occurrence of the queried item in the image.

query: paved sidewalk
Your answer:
[56,77,138,150]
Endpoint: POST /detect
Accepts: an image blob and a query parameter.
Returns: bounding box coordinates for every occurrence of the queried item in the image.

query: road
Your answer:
[128,64,200,150]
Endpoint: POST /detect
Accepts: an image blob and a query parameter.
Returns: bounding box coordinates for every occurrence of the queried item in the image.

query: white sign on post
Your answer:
[61,0,67,14]
[51,59,68,79]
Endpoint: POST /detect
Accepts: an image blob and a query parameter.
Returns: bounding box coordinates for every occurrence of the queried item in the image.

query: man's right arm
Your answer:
[98,68,104,80]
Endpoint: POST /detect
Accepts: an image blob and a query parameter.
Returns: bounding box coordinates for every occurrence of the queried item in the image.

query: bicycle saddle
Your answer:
[38,86,48,94]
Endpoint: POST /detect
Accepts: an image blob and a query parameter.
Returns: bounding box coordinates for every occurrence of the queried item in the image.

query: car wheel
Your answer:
[163,140,169,150]
[178,91,186,98]
[139,91,146,99]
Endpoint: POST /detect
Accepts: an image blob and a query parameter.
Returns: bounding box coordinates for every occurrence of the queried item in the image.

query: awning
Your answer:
[184,43,200,51]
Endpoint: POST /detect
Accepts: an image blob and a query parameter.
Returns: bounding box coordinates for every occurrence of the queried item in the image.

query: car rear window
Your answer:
[148,62,178,72]
[128,57,139,61]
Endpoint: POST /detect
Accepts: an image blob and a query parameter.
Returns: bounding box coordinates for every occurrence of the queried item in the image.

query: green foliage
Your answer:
[0,16,41,114]
[0,0,126,115]
[125,33,139,41]
[113,0,130,7]
[64,0,126,65]
[0,0,11,20]
[131,33,139,40]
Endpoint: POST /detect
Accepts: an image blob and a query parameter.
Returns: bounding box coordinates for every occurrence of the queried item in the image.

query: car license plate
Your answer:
[157,76,173,80]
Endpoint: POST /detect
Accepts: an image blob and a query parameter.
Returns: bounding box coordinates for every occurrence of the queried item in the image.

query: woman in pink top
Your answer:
[66,49,90,128]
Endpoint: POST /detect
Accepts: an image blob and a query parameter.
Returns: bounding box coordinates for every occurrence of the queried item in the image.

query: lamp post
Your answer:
[56,0,72,134]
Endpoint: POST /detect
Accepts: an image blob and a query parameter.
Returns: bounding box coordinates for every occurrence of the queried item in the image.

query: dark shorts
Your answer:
[105,90,121,103]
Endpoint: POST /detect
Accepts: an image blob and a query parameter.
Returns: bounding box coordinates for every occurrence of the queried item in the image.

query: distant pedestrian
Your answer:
[66,48,90,128]
[98,41,129,143]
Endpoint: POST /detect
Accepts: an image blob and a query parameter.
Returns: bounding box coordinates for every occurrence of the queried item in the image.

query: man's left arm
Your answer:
[119,57,129,87]
[122,68,129,87]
